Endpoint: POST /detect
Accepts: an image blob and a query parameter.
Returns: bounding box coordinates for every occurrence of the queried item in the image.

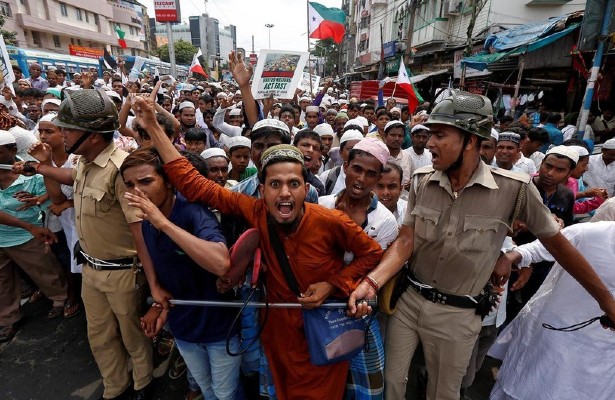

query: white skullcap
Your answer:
[384,120,405,132]
[42,99,61,109]
[235,90,242,95]
[252,118,290,134]
[38,114,57,123]
[229,108,242,117]
[490,128,499,141]
[338,99,348,105]
[179,101,195,111]
[299,96,311,102]
[411,124,429,134]
[568,145,589,157]
[305,106,319,114]
[314,123,334,137]
[216,92,228,99]
[0,130,15,145]
[201,148,229,160]
[546,145,579,164]
[340,130,364,144]
[356,116,369,127]
[602,138,615,150]
[228,136,251,150]
[104,90,122,101]
[344,118,363,128]
[390,107,401,114]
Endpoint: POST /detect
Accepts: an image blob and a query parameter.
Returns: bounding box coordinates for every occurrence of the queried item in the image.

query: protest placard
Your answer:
[299,72,321,95]
[250,50,308,99]
[0,35,15,93]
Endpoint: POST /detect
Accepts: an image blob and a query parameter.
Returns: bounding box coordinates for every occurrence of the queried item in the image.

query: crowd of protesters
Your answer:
[1,50,615,400]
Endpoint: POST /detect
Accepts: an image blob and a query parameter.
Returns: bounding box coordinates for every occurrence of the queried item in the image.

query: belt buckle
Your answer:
[428,289,438,303]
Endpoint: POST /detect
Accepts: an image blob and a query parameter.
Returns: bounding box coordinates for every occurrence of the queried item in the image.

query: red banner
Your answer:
[154,0,181,23]
[69,45,104,59]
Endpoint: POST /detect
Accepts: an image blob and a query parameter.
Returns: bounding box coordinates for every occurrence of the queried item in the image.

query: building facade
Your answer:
[0,0,150,57]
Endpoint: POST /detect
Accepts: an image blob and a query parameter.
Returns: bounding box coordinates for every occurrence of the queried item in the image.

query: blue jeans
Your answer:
[175,336,242,400]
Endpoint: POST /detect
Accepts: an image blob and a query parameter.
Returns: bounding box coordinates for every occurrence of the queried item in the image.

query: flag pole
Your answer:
[307,0,314,97]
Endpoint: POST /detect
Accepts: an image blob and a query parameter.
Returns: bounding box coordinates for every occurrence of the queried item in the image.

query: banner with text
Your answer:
[299,72,321,95]
[251,50,308,100]
[0,35,15,93]
[154,0,181,23]
[69,45,104,59]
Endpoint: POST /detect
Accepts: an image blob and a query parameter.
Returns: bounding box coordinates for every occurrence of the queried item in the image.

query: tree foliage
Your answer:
[156,39,198,65]
[311,38,340,77]
[0,15,16,45]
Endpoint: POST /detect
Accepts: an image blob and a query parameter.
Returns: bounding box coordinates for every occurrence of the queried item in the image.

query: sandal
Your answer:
[21,286,35,299]
[64,301,81,318]
[0,324,18,343]
[29,290,44,303]
[168,356,187,379]
[47,306,64,319]
[155,333,175,358]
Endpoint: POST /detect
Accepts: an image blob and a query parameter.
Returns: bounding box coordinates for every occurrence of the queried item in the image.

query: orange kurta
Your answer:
[164,157,383,400]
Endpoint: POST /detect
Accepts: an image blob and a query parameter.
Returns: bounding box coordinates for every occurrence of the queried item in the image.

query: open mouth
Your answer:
[303,154,313,163]
[277,201,294,217]
[351,183,364,195]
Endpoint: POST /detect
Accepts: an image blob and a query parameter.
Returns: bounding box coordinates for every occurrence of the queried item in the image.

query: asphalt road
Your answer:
[0,299,496,400]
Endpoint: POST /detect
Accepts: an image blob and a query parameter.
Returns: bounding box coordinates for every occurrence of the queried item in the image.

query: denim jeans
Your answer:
[175,336,242,400]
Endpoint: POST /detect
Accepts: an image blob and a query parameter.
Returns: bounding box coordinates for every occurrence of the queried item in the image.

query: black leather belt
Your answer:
[407,273,480,309]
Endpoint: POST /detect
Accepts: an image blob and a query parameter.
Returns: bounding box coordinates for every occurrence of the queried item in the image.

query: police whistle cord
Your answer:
[149,298,378,308]
[542,315,615,332]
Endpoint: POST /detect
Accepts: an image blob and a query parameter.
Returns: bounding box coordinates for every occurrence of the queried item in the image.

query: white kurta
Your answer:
[489,221,615,400]
[584,154,615,197]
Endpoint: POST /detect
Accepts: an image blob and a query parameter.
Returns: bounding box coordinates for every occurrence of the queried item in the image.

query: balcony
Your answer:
[16,13,114,45]
[412,18,449,47]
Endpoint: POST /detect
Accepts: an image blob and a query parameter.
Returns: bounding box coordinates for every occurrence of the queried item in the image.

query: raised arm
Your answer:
[229,51,260,127]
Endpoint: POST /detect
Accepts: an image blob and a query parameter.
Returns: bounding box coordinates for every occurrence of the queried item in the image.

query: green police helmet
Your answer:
[53,89,119,133]
[425,90,494,139]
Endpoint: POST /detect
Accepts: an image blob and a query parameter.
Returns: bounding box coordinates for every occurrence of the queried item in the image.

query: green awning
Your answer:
[461,23,580,71]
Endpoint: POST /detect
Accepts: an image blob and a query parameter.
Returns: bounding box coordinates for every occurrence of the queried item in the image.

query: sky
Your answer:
[139,0,344,54]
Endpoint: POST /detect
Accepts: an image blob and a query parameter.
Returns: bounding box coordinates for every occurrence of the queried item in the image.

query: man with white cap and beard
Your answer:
[584,138,615,197]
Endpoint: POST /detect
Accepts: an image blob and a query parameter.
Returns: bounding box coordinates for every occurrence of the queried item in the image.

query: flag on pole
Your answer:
[115,26,127,49]
[103,49,117,70]
[189,49,208,78]
[308,2,346,44]
[396,57,421,113]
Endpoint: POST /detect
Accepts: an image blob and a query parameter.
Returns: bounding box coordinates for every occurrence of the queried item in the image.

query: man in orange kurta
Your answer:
[130,96,383,400]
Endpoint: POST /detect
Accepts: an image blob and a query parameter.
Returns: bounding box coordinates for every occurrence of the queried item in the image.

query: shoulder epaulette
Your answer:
[490,167,532,184]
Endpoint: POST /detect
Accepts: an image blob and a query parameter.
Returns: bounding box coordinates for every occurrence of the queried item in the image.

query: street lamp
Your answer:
[265,24,274,49]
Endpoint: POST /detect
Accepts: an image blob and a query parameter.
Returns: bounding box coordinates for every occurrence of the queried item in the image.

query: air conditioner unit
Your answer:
[446,0,462,15]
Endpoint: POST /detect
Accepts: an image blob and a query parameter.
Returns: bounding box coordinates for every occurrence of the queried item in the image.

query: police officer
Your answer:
[28,89,164,400]
[348,90,615,400]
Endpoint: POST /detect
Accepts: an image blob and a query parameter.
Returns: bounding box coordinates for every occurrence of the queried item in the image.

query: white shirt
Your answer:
[489,222,615,400]
[318,166,346,196]
[213,107,242,137]
[404,147,432,170]
[530,151,545,169]
[390,149,414,188]
[514,153,537,175]
[318,193,399,264]
[591,197,615,222]
[391,198,407,227]
[584,154,615,197]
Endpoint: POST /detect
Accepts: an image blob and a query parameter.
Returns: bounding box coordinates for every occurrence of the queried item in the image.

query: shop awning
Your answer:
[409,69,450,83]
[461,23,580,71]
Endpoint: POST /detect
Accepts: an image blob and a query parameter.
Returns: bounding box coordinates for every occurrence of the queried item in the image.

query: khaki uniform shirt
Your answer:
[72,143,140,260]
[403,161,560,296]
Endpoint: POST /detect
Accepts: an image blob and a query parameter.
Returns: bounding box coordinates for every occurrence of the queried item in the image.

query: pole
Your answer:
[510,55,525,116]
[307,1,314,97]
[166,22,177,78]
[265,24,274,49]
[576,0,614,140]
[166,299,377,308]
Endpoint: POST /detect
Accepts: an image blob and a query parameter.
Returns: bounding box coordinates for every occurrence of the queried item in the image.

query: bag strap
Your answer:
[325,166,341,195]
[267,221,301,297]
[509,180,528,233]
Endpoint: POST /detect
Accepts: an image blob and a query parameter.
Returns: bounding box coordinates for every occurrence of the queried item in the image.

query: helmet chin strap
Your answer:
[66,131,92,155]
[445,134,472,173]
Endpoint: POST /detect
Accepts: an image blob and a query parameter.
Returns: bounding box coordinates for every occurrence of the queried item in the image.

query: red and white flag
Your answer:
[396,57,419,113]
[190,49,208,78]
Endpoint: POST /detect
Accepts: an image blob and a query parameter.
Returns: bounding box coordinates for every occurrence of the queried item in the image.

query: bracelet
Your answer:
[364,276,379,292]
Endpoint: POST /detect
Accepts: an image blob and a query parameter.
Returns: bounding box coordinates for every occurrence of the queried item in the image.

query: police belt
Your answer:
[406,272,480,309]
[82,251,138,271]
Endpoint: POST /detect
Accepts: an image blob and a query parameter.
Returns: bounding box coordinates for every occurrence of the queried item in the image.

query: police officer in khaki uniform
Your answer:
[348,90,615,400]
[30,90,167,400]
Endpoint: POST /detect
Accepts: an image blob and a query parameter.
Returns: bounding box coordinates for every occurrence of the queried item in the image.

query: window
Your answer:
[85,11,89,23]
[76,8,82,21]
[0,1,12,18]
[32,31,42,47]
[129,26,135,35]
[53,35,61,48]
[94,14,100,26]
[59,3,67,17]
[77,39,81,45]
